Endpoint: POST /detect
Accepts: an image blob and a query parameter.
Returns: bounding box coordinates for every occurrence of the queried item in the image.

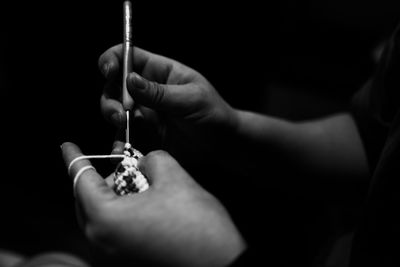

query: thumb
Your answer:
[127,73,200,114]
[138,150,194,189]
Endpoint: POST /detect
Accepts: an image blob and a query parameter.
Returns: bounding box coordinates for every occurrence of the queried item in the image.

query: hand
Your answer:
[98,45,239,163]
[61,142,245,267]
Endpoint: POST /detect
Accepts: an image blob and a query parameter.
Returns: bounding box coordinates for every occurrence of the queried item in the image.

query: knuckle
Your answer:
[195,85,208,99]
[191,84,209,107]
[98,53,107,70]
[98,44,122,70]
[149,82,165,106]
[98,56,110,75]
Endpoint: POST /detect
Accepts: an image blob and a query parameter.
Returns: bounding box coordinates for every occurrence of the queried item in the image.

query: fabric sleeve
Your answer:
[350,22,400,169]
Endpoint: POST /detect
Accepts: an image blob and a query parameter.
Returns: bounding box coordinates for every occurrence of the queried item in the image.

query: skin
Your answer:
[0,251,89,267]
[98,45,238,164]
[61,142,246,267]
[72,44,371,266]
[99,45,369,184]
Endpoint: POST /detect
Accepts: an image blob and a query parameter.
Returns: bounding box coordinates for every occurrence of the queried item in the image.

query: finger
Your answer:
[61,142,116,209]
[138,150,190,188]
[100,45,194,84]
[99,45,123,124]
[99,45,122,103]
[110,138,125,165]
[100,97,146,131]
[100,45,201,125]
[98,44,122,80]
[131,47,176,83]
[100,94,125,128]
[133,105,145,120]
[99,45,161,81]
[127,72,202,114]
[112,139,125,155]
[104,174,115,188]
[99,45,124,128]
[110,137,125,165]
[137,105,160,126]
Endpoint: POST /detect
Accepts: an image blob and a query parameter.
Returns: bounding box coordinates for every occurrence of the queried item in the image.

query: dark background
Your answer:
[1,0,400,266]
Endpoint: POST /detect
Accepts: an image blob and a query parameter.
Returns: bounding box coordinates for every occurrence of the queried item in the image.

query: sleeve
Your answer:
[350,22,400,170]
[349,22,400,267]
[350,79,388,170]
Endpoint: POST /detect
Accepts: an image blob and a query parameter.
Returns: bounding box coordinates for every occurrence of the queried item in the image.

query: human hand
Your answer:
[98,45,239,162]
[61,142,245,267]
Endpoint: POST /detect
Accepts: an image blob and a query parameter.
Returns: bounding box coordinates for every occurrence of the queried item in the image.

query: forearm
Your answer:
[232,110,369,180]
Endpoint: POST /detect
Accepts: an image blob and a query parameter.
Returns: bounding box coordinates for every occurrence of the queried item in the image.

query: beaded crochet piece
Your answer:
[114,143,149,195]
[68,143,149,196]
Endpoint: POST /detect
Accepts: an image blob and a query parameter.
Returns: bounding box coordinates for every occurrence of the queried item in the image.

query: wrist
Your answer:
[226,106,241,138]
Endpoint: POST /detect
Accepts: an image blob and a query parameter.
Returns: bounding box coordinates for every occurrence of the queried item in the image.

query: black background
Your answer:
[1,0,400,265]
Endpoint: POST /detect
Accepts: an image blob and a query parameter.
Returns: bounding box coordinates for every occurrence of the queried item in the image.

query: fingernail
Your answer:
[133,108,144,119]
[60,142,67,150]
[101,64,110,77]
[112,146,120,155]
[130,73,147,90]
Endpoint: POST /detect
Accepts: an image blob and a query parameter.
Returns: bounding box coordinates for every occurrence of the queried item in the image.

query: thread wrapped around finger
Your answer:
[68,143,149,196]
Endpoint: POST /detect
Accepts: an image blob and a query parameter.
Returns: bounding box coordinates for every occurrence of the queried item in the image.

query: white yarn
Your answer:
[67,143,148,196]
[68,154,125,176]
[73,165,96,196]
